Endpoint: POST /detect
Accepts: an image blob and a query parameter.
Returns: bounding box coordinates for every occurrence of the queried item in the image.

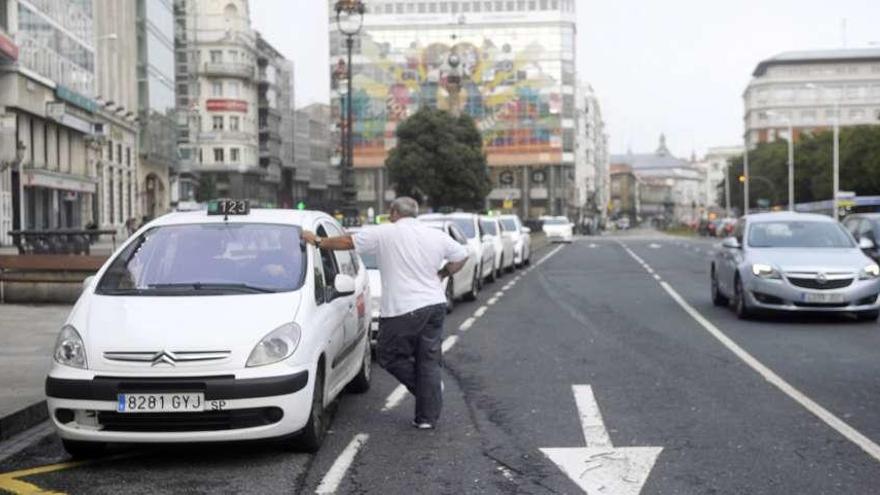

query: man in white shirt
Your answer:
[302,197,468,429]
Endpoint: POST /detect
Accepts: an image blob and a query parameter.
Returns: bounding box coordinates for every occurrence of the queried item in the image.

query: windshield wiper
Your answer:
[148,283,276,294]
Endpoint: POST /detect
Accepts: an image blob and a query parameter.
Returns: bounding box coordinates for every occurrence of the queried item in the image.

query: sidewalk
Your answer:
[0,304,71,439]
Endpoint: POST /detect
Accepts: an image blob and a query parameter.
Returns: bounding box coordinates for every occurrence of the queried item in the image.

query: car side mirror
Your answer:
[722,237,741,249]
[521,227,531,234]
[82,275,95,291]
[333,274,356,297]
[859,237,876,250]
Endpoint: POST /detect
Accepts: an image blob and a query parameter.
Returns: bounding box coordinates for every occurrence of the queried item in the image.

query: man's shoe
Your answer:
[411,420,435,430]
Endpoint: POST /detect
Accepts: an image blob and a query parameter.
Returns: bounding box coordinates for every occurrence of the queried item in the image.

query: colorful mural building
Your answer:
[329,0,578,219]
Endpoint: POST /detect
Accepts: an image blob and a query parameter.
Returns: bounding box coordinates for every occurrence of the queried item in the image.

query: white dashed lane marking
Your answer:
[316,433,370,494]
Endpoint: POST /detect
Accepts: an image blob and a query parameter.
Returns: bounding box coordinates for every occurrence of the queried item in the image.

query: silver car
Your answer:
[711,212,880,320]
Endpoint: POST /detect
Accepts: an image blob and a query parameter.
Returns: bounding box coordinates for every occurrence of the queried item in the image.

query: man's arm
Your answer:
[302,230,355,251]
[438,260,466,280]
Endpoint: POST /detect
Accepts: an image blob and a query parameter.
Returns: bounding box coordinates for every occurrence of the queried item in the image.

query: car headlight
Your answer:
[860,264,880,280]
[54,325,87,369]
[246,323,301,367]
[751,263,781,279]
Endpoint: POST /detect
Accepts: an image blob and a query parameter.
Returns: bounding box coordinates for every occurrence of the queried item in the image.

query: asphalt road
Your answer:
[2,232,880,494]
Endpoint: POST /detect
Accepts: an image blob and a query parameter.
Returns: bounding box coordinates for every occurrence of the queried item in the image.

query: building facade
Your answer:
[293,103,339,212]
[693,145,742,214]
[174,0,268,204]
[330,0,578,219]
[744,49,880,145]
[0,0,99,244]
[94,0,140,233]
[137,0,177,220]
[256,33,293,207]
[574,83,609,226]
[609,163,638,224]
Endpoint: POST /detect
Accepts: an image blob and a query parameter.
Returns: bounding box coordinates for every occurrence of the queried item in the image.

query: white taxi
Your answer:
[46,203,372,457]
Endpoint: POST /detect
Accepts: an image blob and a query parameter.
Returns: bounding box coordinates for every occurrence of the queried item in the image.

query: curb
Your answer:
[0,401,48,442]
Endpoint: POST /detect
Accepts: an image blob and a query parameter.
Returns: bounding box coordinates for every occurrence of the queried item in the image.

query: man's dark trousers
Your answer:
[377,304,447,423]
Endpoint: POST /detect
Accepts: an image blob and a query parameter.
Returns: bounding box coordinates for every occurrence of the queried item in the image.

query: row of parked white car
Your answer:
[352,213,533,343]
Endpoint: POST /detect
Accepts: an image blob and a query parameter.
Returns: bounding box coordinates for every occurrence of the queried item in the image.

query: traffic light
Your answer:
[296,201,306,211]
[739,175,746,183]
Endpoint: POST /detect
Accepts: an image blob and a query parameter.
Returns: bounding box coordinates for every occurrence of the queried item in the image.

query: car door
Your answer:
[448,224,475,298]
[314,224,352,393]
[718,219,744,296]
[320,221,362,370]
[857,220,880,261]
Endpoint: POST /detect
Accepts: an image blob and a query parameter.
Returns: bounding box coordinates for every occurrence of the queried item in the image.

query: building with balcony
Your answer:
[173,0,268,204]
[609,164,639,225]
[256,33,294,207]
[0,0,99,243]
[94,0,140,233]
[744,48,880,145]
[137,0,177,220]
[574,83,610,227]
[328,0,578,219]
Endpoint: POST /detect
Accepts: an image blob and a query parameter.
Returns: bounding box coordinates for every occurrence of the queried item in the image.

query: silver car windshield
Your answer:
[748,221,855,249]
[96,223,306,295]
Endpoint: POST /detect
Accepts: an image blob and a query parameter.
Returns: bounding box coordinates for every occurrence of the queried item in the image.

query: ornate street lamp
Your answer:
[335,0,365,219]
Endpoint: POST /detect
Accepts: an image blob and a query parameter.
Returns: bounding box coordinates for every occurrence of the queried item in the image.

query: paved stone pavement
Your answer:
[0,304,71,420]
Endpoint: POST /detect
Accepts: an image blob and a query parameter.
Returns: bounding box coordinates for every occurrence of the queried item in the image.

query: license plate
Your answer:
[802,292,846,304]
[117,393,206,413]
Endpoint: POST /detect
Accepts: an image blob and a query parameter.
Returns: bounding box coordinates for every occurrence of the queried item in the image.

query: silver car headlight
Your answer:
[54,325,88,369]
[246,323,301,367]
[860,264,880,280]
[751,263,781,279]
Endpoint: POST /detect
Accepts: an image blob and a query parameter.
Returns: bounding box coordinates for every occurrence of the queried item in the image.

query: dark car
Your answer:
[843,213,880,261]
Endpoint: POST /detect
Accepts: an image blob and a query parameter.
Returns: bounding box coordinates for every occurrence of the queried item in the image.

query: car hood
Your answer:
[76,292,302,373]
[750,248,871,273]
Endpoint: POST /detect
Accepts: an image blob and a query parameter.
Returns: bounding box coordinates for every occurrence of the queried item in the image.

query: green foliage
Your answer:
[385,107,491,211]
[721,126,880,211]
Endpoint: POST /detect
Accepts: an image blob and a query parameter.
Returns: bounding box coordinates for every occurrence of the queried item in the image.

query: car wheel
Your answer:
[290,365,327,453]
[857,310,880,322]
[62,439,106,459]
[734,276,752,319]
[465,266,481,301]
[347,339,372,394]
[711,268,729,307]
[445,279,455,313]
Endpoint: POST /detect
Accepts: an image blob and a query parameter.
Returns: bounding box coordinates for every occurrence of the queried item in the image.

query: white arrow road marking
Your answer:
[541,385,662,495]
[316,433,370,494]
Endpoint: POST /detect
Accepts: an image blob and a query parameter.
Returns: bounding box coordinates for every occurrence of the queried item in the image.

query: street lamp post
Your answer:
[743,133,750,215]
[805,83,841,219]
[766,111,795,211]
[335,0,365,220]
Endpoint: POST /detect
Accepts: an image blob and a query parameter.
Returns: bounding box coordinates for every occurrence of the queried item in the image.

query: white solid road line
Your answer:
[535,245,565,267]
[573,385,612,447]
[315,433,370,494]
[474,306,488,318]
[620,243,880,463]
[459,317,476,331]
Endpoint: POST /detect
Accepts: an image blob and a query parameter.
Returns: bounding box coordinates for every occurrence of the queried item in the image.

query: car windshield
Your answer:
[544,218,569,226]
[449,218,477,238]
[480,220,498,236]
[500,218,518,231]
[96,223,306,295]
[748,221,855,249]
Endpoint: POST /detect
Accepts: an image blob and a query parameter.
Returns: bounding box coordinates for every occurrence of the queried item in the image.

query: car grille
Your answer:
[97,407,283,432]
[104,350,231,366]
[787,278,853,290]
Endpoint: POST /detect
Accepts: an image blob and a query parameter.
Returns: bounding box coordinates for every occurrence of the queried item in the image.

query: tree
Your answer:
[720,125,880,213]
[386,107,491,211]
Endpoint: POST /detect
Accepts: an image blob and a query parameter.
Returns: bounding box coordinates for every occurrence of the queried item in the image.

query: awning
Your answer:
[23,169,97,194]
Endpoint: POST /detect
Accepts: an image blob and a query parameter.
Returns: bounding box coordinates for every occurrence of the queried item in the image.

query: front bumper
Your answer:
[744,276,880,313]
[45,369,313,443]
[546,233,573,243]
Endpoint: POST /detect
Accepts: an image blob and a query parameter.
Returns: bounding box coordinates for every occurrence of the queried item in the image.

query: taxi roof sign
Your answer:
[207,199,250,217]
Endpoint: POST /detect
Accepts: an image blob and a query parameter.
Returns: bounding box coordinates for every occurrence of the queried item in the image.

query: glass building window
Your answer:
[212,81,223,96]
[212,116,224,130]
[214,148,224,163]
[210,50,222,62]
[230,116,240,131]
[230,148,240,162]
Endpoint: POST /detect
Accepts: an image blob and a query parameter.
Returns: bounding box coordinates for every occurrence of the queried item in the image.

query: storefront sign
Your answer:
[55,86,97,114]
[24,170,97,194]
[206,99,248,112]
[0,32,18,62]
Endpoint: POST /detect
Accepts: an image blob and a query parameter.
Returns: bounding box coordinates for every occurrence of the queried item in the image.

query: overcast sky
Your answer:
[251,0,880,157]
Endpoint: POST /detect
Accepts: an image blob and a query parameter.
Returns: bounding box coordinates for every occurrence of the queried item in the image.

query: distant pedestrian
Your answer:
[302,197,468,429]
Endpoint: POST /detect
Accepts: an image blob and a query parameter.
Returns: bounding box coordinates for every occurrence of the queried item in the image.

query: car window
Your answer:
[316,225,341,298]
[748,221,855,248]
[500,218,518,231]
[480,220,498,236]
[448,224,468,245]
[96,223,306,295]
[324,222,356,277]
[858,220,875,243]
[449,217,476,238]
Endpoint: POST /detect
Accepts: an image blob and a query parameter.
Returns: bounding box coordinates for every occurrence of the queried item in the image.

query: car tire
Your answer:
[734,276,752,319]
[487,260,497,283]
[347,339,372,394]
[465,266,481,301]
[857,310,880,322]
[62,439,106,459]
[445,279,455,313]
[290,365,327,453]
[711,268,729,307]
